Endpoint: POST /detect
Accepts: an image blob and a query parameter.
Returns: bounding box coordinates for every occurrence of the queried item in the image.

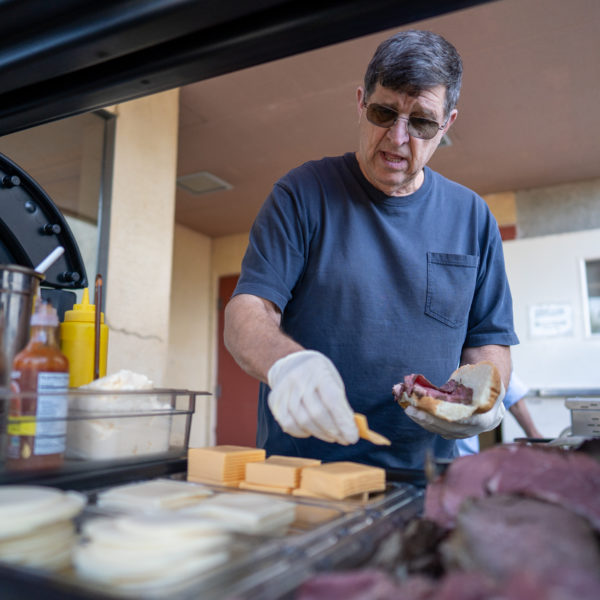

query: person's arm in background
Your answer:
[460,344,512,391]
[509,398,543,438]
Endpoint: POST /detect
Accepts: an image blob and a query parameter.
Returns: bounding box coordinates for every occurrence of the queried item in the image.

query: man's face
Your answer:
[355,83,457,196]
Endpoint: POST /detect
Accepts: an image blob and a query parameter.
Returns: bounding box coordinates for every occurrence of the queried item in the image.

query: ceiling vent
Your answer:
[176,171,232,194]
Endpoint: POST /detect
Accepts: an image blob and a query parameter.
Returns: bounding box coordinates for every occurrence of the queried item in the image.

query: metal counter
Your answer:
[0,472,424,600]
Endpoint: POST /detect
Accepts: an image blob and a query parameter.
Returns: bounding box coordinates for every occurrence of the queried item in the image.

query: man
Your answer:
[224,30,519,470]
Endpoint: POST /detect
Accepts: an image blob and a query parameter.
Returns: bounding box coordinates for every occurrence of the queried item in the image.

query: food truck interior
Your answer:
[1,1,599,598]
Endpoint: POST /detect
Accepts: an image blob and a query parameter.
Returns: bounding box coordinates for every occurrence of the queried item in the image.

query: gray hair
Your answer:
[363,30,463,118]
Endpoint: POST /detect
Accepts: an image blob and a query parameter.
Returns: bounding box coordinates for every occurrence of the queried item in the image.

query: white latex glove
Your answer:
[404,382,506,440]
[267,350,359,445]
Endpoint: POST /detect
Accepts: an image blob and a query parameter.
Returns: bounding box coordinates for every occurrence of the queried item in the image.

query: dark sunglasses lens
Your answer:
[366,104,397,127]
[407,117,439,140]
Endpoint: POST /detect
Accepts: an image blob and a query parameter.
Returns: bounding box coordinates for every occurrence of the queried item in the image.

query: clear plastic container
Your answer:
[1,388,201,469]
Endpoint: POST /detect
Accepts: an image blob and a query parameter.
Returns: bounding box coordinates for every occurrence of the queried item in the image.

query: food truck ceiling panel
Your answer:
[0,0,493,136]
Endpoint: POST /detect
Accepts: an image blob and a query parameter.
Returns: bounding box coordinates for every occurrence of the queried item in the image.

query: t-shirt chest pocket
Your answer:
[425,252,479,328]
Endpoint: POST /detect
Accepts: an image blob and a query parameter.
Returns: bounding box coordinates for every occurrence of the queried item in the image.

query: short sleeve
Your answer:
[233,180,308,312]
[503,372,530,409]
[464,209,520,348]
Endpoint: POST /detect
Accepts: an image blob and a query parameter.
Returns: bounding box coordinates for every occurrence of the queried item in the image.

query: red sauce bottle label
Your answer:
[8,371,69,458]
[6,301,70,470]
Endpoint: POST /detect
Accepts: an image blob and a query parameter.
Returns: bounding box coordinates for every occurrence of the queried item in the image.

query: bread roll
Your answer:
[394,361,502,422]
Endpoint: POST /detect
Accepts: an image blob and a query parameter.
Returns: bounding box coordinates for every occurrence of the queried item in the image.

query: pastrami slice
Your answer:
[393,361,501,422]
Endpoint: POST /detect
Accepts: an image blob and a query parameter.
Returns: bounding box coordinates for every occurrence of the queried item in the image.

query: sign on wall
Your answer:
[529,304,573,338]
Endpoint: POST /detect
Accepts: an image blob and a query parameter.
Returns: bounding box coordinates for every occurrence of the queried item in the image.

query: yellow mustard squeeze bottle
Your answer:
[60,288,108,387]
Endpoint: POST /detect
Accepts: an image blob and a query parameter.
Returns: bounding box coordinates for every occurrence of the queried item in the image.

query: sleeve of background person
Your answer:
[503,372,543,437]
[502,372,529,408]
[267,350,359,445]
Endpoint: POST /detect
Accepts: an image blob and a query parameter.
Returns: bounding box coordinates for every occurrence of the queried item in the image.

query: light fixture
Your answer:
[176,171,232,194]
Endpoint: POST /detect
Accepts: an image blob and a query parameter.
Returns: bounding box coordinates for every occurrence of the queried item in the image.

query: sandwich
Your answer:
[393,361,502,422]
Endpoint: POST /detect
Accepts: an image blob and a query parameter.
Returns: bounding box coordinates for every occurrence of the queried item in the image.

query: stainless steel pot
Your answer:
[0,265,44,384]
[0,265,44,461]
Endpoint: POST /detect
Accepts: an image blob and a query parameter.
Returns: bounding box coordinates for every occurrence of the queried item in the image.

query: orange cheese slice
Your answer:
[187,446,265,485]
[238,481,293,494]
[299,461,386,500]
[245,455,321,488]
[354,414,391,445]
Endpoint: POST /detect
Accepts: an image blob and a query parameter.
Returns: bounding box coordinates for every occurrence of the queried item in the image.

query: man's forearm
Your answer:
[224,294,303,383]
[460,344,512,390]
[509,399,543,438]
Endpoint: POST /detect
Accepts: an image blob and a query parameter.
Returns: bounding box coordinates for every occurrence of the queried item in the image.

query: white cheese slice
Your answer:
[180,492,296,534]
[0,486,86,539]
[96,478,213,512]
[72,512,231,592]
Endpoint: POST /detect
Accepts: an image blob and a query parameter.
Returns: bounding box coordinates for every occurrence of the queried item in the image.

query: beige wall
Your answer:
[167,224,212,446]
[483,191,516,226]
[167,229,248,447]
[102,88,250,447]
[104,89,179,386]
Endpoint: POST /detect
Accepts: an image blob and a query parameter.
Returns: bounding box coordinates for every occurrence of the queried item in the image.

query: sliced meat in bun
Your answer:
[393,361,502,422]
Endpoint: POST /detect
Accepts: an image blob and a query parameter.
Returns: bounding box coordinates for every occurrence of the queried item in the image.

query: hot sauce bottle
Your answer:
[6,300,69,471]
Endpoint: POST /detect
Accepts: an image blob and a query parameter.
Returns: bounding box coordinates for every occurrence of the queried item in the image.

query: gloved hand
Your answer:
[267,350,359,445]
[404,382,506,439]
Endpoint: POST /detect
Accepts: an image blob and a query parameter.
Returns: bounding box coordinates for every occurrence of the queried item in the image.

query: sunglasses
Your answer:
[363,102,447,140]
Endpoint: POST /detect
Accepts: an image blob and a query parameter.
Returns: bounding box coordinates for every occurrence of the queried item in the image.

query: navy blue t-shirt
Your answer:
[234,153,519,470]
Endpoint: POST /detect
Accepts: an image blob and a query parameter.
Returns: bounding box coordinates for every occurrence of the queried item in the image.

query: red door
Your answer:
[216,275,260,445]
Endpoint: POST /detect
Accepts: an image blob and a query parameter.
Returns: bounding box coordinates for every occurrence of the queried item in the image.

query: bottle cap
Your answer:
[63,288,104,323]
[31,300,59,327]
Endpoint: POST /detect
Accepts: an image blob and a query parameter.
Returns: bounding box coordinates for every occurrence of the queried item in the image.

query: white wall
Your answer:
[503,228,600,389]
[502,228,600,439]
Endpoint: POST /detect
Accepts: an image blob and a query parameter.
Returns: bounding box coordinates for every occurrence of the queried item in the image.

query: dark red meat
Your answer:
[295,569,404,600]
[393,374,473,405]
[486,444,600,530]
[424,444,600,531]
[440,495,600,580]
